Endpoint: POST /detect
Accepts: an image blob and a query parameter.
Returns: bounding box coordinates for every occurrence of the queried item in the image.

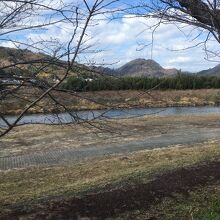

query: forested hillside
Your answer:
[62,74,220,91]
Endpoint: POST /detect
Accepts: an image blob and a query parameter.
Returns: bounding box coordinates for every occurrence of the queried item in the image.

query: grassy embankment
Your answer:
[1,110,220,218]
[0,142,219,219]
[2,89,220,114]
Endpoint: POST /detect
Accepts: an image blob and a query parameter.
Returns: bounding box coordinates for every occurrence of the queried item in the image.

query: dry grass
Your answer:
[0,142,219,208]
[1,113,220,157]
[2,89,220,114]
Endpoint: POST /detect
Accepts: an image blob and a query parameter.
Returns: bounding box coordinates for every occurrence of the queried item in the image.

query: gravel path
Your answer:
[0,127,220,170]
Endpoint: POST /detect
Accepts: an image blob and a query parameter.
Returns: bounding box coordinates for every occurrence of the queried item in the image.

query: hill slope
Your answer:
[197,64,220,76]
[0,47,183,78]
[117,59,178,77]
[95,59,178,77]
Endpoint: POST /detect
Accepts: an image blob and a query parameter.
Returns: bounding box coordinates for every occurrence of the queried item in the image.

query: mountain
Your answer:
[95,59,178,77]
[0,47,107,80]
[0,46,76,81]
[0,46,48,67]
[197,64,220,76]
[91,66,117,76]
[0,47,179,78]
[116,59,178,77]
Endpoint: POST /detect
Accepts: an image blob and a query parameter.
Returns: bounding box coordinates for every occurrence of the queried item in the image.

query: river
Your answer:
[1,106,220,127]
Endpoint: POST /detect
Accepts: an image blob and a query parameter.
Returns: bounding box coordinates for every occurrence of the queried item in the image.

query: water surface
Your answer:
[1,106,220,127]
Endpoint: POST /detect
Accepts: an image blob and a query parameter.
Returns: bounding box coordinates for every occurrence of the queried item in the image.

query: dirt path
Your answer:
[1,161,220,219]
[0,126,220,170]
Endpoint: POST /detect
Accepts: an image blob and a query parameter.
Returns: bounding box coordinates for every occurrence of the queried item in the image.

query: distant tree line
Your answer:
[62,74,220,91]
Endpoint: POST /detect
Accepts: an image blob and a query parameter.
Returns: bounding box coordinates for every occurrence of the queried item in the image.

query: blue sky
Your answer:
[1,0,219,72]
[83,10,220,72]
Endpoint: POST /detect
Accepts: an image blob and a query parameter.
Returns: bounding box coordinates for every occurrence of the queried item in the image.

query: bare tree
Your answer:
[128,0,220,59]
[0,0,119,137]
[4,0,218,137]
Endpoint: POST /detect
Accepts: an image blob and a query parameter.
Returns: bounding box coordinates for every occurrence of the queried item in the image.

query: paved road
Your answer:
[0,126,220,170]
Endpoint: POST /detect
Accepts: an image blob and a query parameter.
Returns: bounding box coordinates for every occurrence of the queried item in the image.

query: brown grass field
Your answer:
[2,88,220,114]
[0,114,220,219]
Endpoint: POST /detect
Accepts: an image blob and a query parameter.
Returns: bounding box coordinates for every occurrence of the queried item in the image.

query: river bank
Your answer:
[1,113,220,157]
[1,113,220,219]
[2,89,220,115]
[0,142,219,219]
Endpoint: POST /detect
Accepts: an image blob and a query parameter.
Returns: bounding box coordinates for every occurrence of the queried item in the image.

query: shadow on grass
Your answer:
[1,161,220,220]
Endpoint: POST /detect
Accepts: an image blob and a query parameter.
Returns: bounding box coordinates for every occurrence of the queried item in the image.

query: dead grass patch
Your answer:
[0,142,219,208]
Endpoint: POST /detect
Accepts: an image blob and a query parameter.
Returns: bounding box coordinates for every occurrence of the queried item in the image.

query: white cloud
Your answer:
[1,6,220,72]
[168,56,191,64]
[83,15,219,72]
